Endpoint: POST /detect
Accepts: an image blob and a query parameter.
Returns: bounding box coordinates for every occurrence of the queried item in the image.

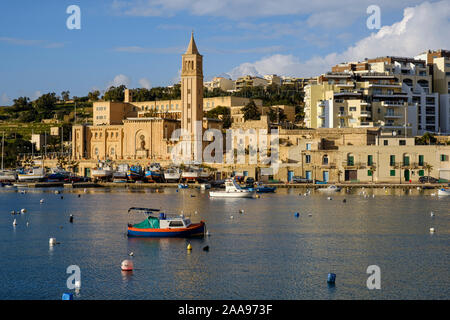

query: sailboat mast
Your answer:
[1,131,4,170]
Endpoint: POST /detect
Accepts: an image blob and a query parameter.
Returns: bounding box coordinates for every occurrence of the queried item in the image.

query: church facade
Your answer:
[71,33,221,167]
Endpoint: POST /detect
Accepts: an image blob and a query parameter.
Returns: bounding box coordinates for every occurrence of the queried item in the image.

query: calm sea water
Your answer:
[0,186,449,300]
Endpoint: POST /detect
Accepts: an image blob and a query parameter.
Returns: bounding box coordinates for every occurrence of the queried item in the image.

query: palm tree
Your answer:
[424,163,433,179]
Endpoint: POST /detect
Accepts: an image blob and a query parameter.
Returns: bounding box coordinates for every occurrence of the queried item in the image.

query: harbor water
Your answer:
[0,187,449,300]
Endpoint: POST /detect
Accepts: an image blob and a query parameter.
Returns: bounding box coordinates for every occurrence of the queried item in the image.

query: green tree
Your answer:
[88,90,100,102]
[267,107,287,123]
[33,92,57,120]
[242,99,261,121]
[61,91,70,102]
[104,85,126,102]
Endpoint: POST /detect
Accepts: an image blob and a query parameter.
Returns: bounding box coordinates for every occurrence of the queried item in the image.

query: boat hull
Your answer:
[209,191,255,198]
[127,222,205,237]
[437,188,450,196]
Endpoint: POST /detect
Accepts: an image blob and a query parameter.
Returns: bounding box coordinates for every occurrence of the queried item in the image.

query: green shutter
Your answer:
[368,155,373,166]
[419,155,424,166]
[390,170,396,176]
[418,170,424,176]
[368,170,373,176]
[404,156,410,166]
[390,155,395,166]
[348,156,354,166]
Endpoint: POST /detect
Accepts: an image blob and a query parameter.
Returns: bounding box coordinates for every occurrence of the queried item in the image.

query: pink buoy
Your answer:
[121,259,133,271]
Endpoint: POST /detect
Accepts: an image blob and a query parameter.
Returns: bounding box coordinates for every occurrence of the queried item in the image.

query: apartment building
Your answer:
[304,72,412,136]
[204,77,234,92]
[234,75,269,91]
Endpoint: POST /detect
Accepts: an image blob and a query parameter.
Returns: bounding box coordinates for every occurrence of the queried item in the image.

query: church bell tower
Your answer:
[181,32,203,162]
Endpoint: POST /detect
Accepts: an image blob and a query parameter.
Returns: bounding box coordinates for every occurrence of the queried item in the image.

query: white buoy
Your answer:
[372,194,375,198]
[206,230,210,236]
[49,238,57,246]
[230,215,234,219]
[430,227,436,233]
[26,222,29,227]
[83,188,87,193]
[239,209,244,214]
[55,190,60,194]
[327,197,332,200]
[194,211,198,215]
[129,252,134,256]
[40,199,44,204]
[308,213,312,217]
[121,259,133,271]
[20,208,27,214]
[430,212,435,217]
[13,219,17,226]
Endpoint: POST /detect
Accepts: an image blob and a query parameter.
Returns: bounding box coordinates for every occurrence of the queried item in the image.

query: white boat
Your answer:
[17,167,45,181]
[209,178,255,198]
[164,167,181,182]
[113,164,129,180]
[0,170,17,182]
[92,162,114,180]
[317,185,341,193]
[437,188,450,196]
[181,167,200,181]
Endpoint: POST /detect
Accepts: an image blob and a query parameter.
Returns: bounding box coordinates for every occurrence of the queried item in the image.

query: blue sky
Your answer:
[0,0,449,105]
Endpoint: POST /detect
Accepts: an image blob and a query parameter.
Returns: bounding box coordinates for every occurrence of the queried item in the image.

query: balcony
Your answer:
[342,161,365,169]
[384,113,403,118]
[381,101,406,107]
[360,111,371,117]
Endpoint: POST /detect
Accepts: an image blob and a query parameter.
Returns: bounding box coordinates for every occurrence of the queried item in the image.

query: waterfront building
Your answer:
[304,72,412,136]
[234,75,269,91]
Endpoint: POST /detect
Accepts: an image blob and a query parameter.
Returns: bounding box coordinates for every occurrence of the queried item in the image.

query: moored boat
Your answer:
[17,167,45,181]
[145,163,163,182]
[209,178,255,198]
[164,167,181,182]
[127,165,144,181]
[0,169,17,182]
[437,187,450,196]
[127,207,205,237]
[244,182,276,193]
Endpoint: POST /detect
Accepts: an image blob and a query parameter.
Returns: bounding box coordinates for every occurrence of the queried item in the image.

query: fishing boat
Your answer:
[127,207,205,237]
[181,166,200,181]
[92,161,114,180]
[317,185,341,193]
[200,183,211,190]
[17,167,45,181]
[47,167,71,181]
[145,163,163,182]
[437,187,450,196]
[112,164,129,182]
[178,183,189,189]
[164,167,181,182]
[127,165,144,181]
[245,182,276,193]
[0,170,17,182]
[209,178,255,198]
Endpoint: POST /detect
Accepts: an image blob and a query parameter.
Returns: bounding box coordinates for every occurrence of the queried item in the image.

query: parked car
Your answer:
[419,176,438,183]
[292,176,312,183]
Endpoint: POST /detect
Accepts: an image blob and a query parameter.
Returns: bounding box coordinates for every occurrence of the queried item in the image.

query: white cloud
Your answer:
[108,74,131,88]
[138,78,152,89]
[227,1,450,78]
